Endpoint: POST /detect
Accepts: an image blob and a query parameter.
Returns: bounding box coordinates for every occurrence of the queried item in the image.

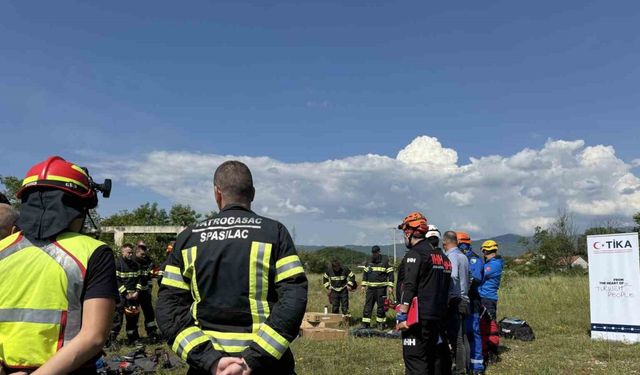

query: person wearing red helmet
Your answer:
[0,156,117,374]
[395,212,452,375]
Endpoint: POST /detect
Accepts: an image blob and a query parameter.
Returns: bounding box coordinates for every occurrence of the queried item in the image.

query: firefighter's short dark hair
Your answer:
[214,161,255,204]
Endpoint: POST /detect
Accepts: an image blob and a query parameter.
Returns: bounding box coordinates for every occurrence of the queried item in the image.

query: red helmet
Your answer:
[398,212,429,236]
[16,156,110,208]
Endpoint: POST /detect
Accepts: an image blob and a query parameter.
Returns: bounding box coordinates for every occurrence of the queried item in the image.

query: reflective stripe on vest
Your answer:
[0,232,100,367]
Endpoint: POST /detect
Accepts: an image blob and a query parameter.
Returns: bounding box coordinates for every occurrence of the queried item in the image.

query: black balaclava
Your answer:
[17,189,86,241]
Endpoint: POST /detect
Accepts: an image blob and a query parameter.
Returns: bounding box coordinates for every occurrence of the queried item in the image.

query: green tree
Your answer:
[101,202,170,226]
[100,202,211,264]
[170,204,202,226]
[525,210,578,273]
[0,175,22,207]
[298,247,368,274]
[634,212,640,232]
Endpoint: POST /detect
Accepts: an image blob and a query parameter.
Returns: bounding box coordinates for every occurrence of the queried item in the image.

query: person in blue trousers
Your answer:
[458,232,485,375]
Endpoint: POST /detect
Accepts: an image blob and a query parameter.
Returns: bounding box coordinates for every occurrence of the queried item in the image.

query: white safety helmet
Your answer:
[426,224,441,239]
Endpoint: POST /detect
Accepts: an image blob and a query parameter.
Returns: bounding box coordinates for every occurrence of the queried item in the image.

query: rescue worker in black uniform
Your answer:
[323,259,357,316]
[156,161,308,375]
[135,240,159,341]
[111,243,143,345]
[396,212,452,375]
[361,245,394,328]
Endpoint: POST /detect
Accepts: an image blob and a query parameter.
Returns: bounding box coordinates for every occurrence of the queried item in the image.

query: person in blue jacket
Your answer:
[458,232,485,375]
[478,240,503,365]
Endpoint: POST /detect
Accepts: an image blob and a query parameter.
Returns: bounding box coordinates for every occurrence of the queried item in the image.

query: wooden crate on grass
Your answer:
[302,312,347,329]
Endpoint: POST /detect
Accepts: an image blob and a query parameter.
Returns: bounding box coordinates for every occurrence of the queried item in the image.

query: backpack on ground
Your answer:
[498,317,535,341]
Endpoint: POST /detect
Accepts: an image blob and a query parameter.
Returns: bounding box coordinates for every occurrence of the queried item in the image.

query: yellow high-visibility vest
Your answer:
[0,231,105,368]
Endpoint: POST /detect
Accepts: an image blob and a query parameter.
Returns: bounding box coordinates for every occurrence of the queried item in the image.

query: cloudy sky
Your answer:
[1,1,639,244]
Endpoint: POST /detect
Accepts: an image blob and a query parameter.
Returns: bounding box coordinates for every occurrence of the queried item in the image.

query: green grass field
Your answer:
[110,273,640,375]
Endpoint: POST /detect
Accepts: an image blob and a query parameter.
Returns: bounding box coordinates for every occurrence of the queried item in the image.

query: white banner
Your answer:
[587,232,640,343]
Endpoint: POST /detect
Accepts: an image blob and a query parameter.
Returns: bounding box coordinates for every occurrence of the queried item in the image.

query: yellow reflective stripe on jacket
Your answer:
[118,285,126,294]
[172,326,211,361]
[203,330,254,353]
[329,276,347,281]
[275,255,304,283]
[161,265,190,291]
[249,242,272,332]
[181,246,202,323]
[371,266,387,272]
[386,267,394,273]
[181,246,197,279]
[255,324,289,359]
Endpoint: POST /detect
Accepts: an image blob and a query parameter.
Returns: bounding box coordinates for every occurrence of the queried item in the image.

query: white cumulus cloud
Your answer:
[92,136,640,245]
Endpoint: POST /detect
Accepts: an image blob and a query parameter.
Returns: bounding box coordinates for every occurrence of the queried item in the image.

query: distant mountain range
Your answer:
[298,233,528,258]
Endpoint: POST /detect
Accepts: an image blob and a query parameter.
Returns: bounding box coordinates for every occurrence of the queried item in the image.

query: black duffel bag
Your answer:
[498,317,535,341]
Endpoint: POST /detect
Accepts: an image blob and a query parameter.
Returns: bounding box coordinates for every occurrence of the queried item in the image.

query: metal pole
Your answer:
[393,228,397,264]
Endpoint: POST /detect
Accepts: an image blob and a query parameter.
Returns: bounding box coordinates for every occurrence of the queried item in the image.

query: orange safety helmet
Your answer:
[124,305,140,316]
[16,156,111,208]
[456,231,471,245]
[398,212,429,236]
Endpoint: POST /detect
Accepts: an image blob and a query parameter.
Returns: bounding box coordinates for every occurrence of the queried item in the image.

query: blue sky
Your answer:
[1,1,639,244]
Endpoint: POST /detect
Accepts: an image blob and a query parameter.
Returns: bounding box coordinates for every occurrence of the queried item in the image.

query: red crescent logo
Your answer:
[593,242,602,249]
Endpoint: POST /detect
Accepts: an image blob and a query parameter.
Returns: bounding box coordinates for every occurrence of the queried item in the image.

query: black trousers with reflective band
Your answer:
[138,290,157,334]
[402,319,451,375]
[111,297,140,340]
[363,287,386,321]
[186,349,296,375]
[330,289,349,314]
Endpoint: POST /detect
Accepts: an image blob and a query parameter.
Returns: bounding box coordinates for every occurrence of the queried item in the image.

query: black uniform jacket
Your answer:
[396,240,451,320]
[156,205,308,373]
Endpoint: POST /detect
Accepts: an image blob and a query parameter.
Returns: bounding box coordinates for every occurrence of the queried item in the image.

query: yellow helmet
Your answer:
[481,240,498,252]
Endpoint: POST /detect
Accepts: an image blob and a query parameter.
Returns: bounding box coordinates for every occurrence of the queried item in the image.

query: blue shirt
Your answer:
[463,247,484,293]
[478,257,503,301]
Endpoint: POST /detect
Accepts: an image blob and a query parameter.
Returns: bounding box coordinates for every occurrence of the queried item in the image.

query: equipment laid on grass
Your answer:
[350,327,401,339]
[98,345,182,374]
[498,317,535,341]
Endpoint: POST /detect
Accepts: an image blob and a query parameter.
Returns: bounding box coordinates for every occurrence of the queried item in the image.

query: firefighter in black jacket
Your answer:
[361,245,394,328]
[323,259,357,316]
[156,161,308,375]
[135,240,159,340]
[111,243,143,345]
[396,212,452,375]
